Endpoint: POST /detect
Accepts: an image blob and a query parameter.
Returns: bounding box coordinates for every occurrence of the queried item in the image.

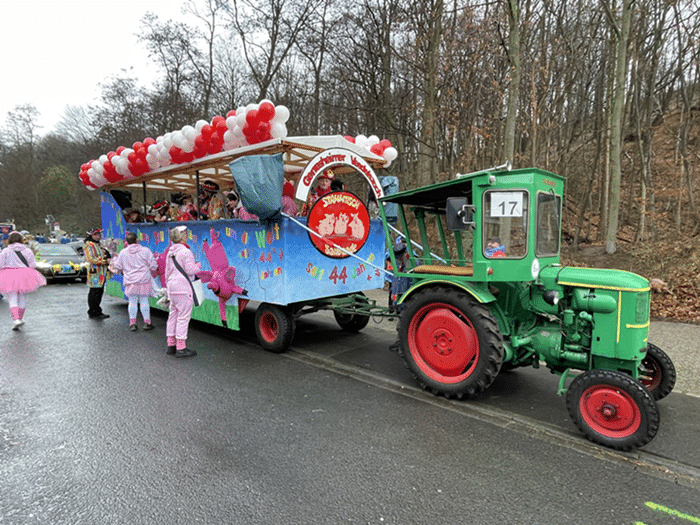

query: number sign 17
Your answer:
[490,192,524,217]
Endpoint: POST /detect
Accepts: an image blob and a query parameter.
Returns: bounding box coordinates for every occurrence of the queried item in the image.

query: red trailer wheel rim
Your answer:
[259,311,279,343]
[408,303,479,383]
[579,384,642,438]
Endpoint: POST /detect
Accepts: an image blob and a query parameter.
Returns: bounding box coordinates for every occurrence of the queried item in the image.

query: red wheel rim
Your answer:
[579,384,642,438]
[407,303,479,384]
[639,356,661,391]
[259,311,279,343]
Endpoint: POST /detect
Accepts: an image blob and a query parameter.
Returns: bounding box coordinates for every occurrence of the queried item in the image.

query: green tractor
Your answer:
[379,165,676,450]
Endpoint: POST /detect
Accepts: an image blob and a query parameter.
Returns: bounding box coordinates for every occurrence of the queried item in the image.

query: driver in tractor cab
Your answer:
[485,236,506,258]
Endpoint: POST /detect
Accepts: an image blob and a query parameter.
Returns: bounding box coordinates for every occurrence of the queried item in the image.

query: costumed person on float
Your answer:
[84,228,112,319]
[301,168,334,217]
[152,200,170,222]
[111,231,158,331]
[198,180,225,220]
[282,181,298,216]
[0,231,47,330]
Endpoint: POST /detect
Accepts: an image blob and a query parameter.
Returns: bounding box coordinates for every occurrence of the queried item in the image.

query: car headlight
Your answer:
[36,261,52,270]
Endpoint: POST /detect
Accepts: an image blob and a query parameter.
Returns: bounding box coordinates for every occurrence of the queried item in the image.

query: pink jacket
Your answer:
[112,244,157,285]
[0,244,37,269]
[165,243,201,296]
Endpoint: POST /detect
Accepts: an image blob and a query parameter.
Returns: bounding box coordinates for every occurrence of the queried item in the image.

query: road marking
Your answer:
[645,502,700,523]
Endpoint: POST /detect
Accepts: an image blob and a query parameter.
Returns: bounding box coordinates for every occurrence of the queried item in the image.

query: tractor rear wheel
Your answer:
[566,369,659,450]
[255,303,295,353]
[638,343,676,401]
[398,286,503,399]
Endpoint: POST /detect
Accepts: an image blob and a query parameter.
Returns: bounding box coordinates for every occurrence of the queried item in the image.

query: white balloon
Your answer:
[236,112,246,128]
[146,154,159,169]
[162,133,173,150]
[181,137,195,153]
[355,135,368,148]
[367,135,380,146]
[98,154,109,164]
[87,167,97,178]
[384,147,398,162]
[182,126,196,141]
[270,122,287,139]
[223,130,234,143]
[195,119,209,131]
[233,125,244,138]
[226,116,237,129]
[246,103,258,113]
[148,144,159,156]
[273,105,289,123]
[93,163,104,175]
[172,132,186,149]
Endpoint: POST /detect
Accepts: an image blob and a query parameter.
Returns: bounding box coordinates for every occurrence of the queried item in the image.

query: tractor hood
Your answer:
[539,266,650,292]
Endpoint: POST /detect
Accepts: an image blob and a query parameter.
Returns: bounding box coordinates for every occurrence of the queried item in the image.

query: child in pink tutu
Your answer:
[0,231,47,330]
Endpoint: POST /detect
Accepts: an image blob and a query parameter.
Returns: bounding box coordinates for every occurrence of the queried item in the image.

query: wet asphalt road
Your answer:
[1,283,699,524]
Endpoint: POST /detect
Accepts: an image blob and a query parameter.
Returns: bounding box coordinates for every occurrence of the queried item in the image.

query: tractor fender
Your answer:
[397,279,497,306]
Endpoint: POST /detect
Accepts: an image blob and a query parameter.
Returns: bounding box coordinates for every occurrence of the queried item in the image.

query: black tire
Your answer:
[639,343,676,401]
[398,286,503,399]
[566,369,659,450]
[254,303,295,353]
[333,293,370,332]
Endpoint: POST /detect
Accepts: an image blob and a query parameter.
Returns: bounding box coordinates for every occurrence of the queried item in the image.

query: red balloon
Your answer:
[116,146,126,154]
[242,123,255,139]
[211,115,225,126]
[258,101,275,122]
[245,109,259,126]
[343,136,355,143]
[194,146,207,159]
[370,144,385,155]
[207,141,221,154]
[200,125,213,140]
[215,120,228,137]
[378,139,391,149]
[132,141,143,151]
[226,110,236,118]
[127,151,138,164]
[194,135,207,150]
[143,137,156,147]
[107,151,117,160]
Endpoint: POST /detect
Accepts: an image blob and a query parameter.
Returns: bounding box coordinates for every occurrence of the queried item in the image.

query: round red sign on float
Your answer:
[307,191,371,259]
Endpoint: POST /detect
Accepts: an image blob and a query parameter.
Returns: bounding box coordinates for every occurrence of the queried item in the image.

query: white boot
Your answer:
[12,319,23,330]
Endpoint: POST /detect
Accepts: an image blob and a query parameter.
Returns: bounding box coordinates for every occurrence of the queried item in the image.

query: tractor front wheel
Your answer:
[638,343,676,401]
[398,286,503,399]
[255,303,295,353]
[566,370,659,450]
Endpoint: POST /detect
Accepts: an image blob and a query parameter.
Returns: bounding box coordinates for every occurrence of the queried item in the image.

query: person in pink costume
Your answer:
[164,225,201,357]
[0,231,47,330]
[112,231,158,331]
[282,181,298,216]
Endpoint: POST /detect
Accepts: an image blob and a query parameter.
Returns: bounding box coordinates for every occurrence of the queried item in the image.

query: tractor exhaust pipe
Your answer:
[456,161,512,179]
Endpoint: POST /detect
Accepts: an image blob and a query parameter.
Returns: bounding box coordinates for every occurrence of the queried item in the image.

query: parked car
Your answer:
[34,244,87,282]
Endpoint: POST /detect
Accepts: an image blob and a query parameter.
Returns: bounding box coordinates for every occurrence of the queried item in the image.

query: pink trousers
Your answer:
[166,294,193,342]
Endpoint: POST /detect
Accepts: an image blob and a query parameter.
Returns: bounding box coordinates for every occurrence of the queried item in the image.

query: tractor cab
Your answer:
[380,165,564,289]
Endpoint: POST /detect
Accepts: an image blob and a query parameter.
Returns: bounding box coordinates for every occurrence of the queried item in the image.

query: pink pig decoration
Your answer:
[196,228,248,326]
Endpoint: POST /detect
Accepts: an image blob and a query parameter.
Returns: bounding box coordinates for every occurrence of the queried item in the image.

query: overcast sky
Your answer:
[0,0,190,134]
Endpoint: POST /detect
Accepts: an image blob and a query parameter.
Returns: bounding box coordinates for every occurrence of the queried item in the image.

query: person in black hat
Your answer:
[199,180,225,220]
[152,200,170,222]
[83,228,111,319]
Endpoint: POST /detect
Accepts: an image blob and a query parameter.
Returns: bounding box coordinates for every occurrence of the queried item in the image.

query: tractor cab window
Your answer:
[535,191,561,257]
[482,190,528,258]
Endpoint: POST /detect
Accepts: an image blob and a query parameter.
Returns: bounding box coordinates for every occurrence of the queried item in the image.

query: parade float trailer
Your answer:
[91,134,394,353]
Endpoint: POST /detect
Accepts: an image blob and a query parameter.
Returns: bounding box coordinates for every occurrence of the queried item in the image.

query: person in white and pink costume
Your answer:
[0,231,47,330]
[164,226,201,357]
[111,231,158,331]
